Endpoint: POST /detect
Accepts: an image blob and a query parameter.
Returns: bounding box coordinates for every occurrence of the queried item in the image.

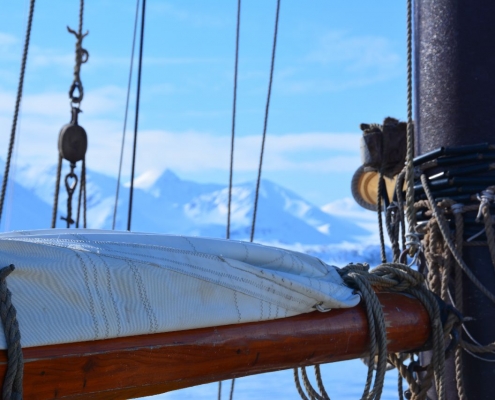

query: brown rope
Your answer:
[421,175,495,303]
[409,181,495,396]
[336,263,454,400]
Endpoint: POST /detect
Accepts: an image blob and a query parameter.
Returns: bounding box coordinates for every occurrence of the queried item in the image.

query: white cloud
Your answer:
[322,197,376,222]
[147,2,226,28]
[306,31,401,72]
[0,86,362,182]
[0,32,17,47]
[0,86,125,118]
[98,129,361,177]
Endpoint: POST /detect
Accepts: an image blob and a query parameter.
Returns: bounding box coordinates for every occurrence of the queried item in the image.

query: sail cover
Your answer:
[0,229,360,349]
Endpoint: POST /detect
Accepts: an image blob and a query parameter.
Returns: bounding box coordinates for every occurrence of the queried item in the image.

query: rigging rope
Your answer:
[293,261,460,400]
[223,2,242,397]
[250,0,281,242]
[127,0,147,231]
[226,0,242,241]
[67,0,88,105]
[404,0,419,255]
[113,0,141,230]
[382,141,495,399]
[0,0,36,225]
[52,0,89,229]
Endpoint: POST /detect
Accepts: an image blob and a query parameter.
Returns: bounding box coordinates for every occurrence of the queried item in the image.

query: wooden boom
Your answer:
[0,292,430,399]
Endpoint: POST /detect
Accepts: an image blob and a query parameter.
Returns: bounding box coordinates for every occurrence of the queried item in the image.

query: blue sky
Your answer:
[0,0,407,206]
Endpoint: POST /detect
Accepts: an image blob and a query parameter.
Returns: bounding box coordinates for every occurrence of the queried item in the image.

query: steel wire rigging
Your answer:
[250,0,281,243]
[112,0,141,230]
[127,0,147,231]
[221,1,242,398]
[226,0,242,241]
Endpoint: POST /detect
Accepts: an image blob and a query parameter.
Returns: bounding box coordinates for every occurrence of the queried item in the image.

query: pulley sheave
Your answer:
[58,107,87,164]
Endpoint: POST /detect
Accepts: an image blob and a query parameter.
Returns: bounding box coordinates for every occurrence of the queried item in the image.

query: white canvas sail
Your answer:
[0,229,360,349]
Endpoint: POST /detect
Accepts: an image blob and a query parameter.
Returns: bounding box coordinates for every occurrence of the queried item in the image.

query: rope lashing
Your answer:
[67,26,89,105]
[294,262,461,400]
[67,0,89,105]
[476,189,495,222]
[0,265,23,400]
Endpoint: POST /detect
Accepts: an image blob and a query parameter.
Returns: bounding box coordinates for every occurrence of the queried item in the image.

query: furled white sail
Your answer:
[0,229,360,349]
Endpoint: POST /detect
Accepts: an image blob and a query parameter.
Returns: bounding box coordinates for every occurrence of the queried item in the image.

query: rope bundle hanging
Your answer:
[52,0,89,229]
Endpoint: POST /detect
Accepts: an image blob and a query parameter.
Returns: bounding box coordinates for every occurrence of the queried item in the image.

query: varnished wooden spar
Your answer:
[0,292,430,399]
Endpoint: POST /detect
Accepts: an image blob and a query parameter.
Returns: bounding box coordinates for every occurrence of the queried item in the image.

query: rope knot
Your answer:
[405,232,421,257]
[67,26,89,104]
[476,189,495,222]
[451,203,464,214]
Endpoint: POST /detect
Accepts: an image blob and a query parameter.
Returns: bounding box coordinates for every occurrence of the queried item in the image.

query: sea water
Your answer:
[144,359,400,399]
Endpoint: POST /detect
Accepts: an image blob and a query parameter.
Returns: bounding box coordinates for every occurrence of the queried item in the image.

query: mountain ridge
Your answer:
[0,163,384,265]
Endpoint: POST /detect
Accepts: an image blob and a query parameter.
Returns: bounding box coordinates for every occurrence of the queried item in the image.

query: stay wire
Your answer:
[221,3,242,397]
[127,0,147,231]
[250,0,281,243]
[0,0,36,224]
[113,0,141,230]
[226,0,241,240]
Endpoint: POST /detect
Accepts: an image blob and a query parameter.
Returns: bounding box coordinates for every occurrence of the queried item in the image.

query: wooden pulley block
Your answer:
[351,166,397,211]
[352,117,407,210]
[58,107,88,163]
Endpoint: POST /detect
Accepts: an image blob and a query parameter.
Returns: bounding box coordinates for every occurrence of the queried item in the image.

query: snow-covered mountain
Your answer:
[2,163,385,265]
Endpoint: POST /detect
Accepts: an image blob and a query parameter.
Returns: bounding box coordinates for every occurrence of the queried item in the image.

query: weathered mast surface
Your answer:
[415,1,495,399]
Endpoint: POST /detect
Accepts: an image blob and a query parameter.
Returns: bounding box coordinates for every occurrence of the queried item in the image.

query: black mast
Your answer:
[415,1,495,399]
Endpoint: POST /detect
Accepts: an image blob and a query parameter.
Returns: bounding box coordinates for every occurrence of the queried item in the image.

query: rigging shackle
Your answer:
[68,80,84,106]
[58,107,88,164]
[61,163,78,227]
[64,167,78,196]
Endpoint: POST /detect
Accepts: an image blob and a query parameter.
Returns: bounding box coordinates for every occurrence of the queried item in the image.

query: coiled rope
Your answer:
[0,265,23,400]
[294,262,460,400]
